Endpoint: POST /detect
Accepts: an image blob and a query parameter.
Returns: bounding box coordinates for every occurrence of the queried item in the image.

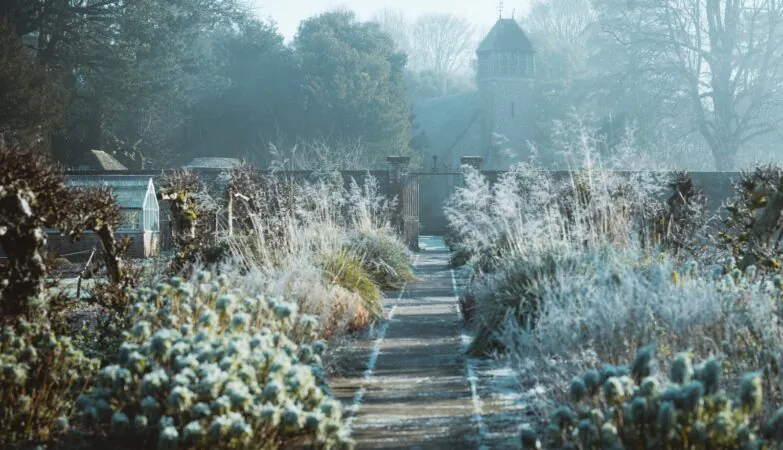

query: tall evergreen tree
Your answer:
[184,17,299,165]
[1,0,244,166]
[293,10,411,166]
[0,20,67,149]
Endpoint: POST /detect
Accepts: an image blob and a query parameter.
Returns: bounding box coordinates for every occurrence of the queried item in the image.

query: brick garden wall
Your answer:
[45,231,159,261]
[421,170,742,234]
[0,168,743,260]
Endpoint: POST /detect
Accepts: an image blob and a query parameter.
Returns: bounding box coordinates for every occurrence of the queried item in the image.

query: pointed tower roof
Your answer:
[476,18,534,54]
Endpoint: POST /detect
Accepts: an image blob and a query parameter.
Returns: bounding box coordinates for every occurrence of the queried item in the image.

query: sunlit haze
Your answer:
[247,0,531,41]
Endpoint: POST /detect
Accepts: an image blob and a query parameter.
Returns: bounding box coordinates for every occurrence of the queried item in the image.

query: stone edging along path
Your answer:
[329,236,525,450]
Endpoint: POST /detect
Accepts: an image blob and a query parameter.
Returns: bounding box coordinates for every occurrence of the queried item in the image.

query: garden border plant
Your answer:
[522,346,783,449]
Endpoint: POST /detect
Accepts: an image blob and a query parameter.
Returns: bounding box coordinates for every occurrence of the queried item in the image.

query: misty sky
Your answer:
[248,0,531,41]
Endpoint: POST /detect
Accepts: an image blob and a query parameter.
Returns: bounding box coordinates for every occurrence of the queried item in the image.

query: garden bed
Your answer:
[446,160,783,447]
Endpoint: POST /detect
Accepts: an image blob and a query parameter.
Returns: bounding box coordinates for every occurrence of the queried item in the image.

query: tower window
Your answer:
[511,102,515,117]
[499,53,511,76]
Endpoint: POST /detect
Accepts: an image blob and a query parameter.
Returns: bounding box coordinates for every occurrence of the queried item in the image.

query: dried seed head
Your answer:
[260,403,281,427]
[689,421,707,445]
[657,401,676,432]
[577,419,597,446]
[54,416,70,433]
[631,345,656,382]
[630,397,647,424]
[550,406,576,430]
[640,377,658,397]
[158,425,179,450]
[740,372,763,414]
[601,422,618,446]
[570,378,587,403]
[520,424,541,449]
[110,411,129,433]
[133,414,149,429]
[183,421,204,443]
[696,356,721,395]
[670,352,693,384]
[603,377,625,405]
[583,369,601,396]
[682,380,705,411]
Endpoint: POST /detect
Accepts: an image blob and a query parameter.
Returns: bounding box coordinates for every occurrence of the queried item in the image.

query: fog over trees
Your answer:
[2,0,782,170]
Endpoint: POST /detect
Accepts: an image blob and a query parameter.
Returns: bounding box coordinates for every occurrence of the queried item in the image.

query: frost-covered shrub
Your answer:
[71,273,353,450]
[650,171,708,255]
[555,168,653,248]
[719,163,783,274]
[466,248,566,356]
[0,140,72,315]
[225,163,296,238]
[445,162,664,274]
[265,268,372,341]
[253,258,371,340]
[522,346,783,449]
[444,163,509,267]
[0,317,101,446]
[445,232,473,269]
[342,174,396,232]
[225,168,398,337]
[344,229,412,289]
[322,249,383,320]
[501,246,783,396]
[159,170,216,276]
[319,285,371,338]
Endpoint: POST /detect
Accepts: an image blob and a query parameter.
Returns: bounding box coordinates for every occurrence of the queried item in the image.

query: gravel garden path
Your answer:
[329,236,527,450]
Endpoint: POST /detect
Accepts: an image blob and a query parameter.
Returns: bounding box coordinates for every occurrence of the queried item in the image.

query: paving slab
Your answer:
[329,236,526,450]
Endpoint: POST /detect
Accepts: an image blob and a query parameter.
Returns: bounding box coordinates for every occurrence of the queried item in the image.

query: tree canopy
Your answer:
[0,20,67,150]
[293,10,411,166]
[0,3,413,169]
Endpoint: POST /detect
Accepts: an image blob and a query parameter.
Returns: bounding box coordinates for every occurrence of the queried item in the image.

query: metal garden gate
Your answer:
[401,172,419,250]
[387,156,485,250]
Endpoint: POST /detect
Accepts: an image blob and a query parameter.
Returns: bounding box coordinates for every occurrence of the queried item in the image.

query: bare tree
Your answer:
[371,8,411,54]
[268,137,380,171]
[593,0,783,170]
[520,0,598,81]
[524,0,597,47]
[410,13,476,78]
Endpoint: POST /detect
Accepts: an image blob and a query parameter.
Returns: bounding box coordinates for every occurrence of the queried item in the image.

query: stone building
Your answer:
[411,17,536,170]
[475,18,536,168]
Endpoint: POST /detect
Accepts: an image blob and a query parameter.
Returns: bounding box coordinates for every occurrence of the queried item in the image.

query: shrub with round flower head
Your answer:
[0,317,101,447]
[70,272,352,450]
[522,345,783,449]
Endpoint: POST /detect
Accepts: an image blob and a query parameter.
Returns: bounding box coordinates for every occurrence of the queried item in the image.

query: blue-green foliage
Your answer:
[71,273,352,450]
[523,346,783,449]
[0,318,101,446]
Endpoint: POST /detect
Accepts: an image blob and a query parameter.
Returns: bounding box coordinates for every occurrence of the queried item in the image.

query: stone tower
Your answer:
[475,18,535,168]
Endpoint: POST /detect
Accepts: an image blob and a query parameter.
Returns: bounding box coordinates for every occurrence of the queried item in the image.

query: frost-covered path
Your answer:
[329,237,524,449]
